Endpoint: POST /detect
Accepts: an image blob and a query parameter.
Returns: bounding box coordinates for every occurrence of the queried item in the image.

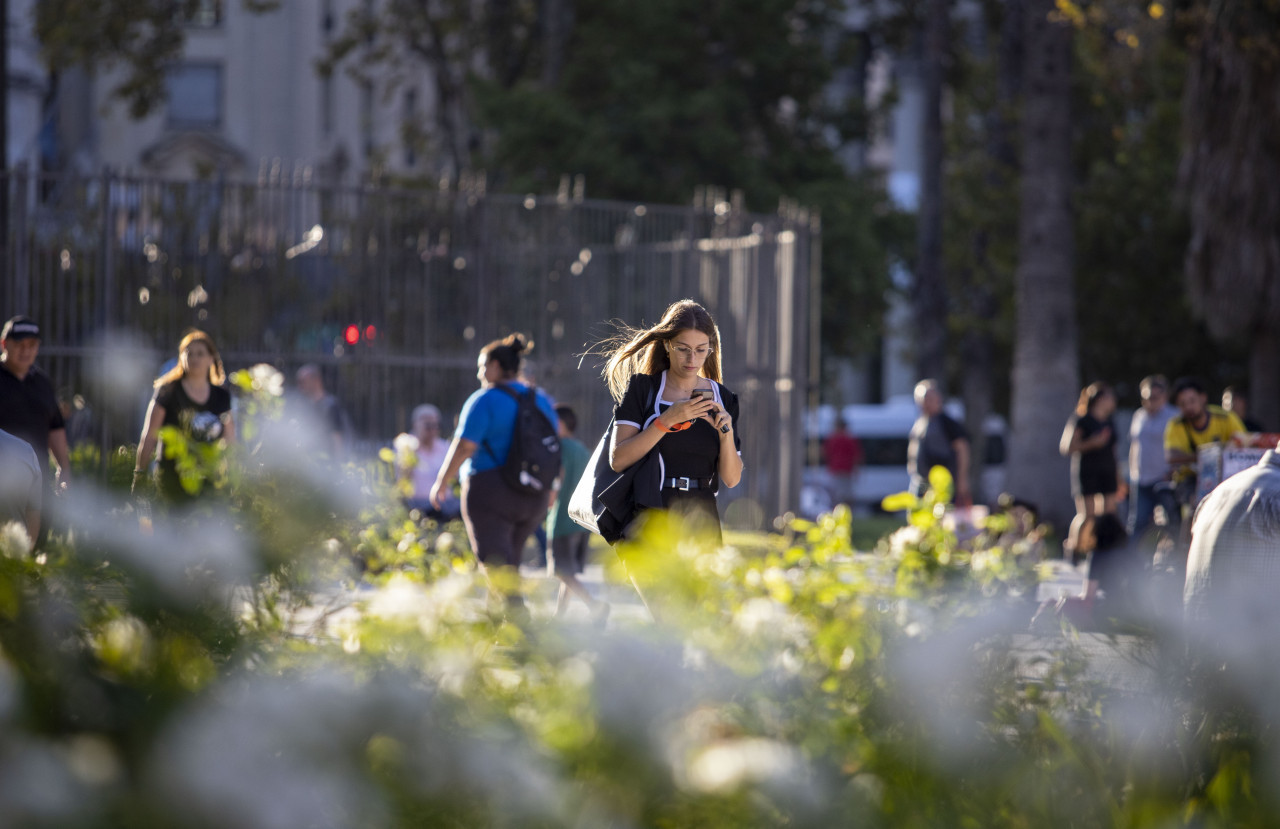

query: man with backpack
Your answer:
[430,334,559,614]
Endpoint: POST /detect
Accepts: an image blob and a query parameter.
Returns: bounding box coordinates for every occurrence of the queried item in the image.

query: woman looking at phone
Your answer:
[600,298,743,539]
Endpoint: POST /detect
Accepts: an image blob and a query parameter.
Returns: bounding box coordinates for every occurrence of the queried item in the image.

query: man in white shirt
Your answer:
[1128,374,1178,542]
[1184,449,1280,673]
[397,404,460,520]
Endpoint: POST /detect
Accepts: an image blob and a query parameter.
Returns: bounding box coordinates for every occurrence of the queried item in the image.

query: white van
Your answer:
[801,396,1008,516]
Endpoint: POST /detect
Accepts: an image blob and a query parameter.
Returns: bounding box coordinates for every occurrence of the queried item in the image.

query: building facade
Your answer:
[7,0,51,173]
[53,0,436,183]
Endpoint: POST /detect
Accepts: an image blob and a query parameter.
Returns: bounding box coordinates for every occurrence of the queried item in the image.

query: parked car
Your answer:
[801,396,1008,516]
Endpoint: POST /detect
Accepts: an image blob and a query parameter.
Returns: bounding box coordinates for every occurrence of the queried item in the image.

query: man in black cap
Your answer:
[0,316,71,502]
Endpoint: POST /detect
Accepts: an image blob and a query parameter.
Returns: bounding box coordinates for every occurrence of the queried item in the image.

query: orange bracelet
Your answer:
[653,417,691,433]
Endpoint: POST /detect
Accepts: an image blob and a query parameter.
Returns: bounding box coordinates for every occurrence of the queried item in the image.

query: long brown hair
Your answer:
[597,299,722,401]
[154,329,227,388]
[1075,381,1113,417]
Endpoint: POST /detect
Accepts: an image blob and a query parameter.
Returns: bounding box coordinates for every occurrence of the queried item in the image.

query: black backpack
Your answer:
[485,384,562,494]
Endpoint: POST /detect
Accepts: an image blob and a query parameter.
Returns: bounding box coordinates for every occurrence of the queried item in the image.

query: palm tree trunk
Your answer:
[913,0,949,382]
[1007,0,1077,536]
[1250,328,1280,432]
[1180,0,1280,427]
[960,0,1022,505]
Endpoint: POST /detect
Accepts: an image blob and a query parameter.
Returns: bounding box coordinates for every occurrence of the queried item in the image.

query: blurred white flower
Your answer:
[61,488,254,604]
[392,432,419,459]
[0,522,31,558]
[734,597,786,636]
[247,363,285,397]
[63,735,122,787]
[367,575,431,621]
[887,525,924,557]
[94,616,154,676]
[147,668,568,829]
[86,330,156,418]
[686,737,802,793]
[146,671,387,829]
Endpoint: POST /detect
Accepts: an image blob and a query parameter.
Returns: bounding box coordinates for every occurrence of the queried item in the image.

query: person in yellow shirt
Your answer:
[1158,377,1245,556]
[1164,376,1247,475]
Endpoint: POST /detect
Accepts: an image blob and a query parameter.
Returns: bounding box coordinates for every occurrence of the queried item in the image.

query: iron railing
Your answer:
[2,167,819,526]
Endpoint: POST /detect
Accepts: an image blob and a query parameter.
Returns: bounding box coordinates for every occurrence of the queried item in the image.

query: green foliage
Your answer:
[1069,2,1233,391]
[3,399,1277,824]
[939,0,1239,404]
[465,0,911,362]
[474,0,846,205]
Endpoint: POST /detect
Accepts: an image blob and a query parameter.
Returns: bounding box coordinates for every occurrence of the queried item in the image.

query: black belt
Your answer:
[664,476,714,491]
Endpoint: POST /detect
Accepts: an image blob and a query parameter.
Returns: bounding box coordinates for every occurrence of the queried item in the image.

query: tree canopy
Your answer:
[327,0,913,363]
[31,0,1273,412]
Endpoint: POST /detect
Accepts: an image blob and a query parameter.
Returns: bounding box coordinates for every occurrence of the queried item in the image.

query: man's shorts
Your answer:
[549,533,591,576]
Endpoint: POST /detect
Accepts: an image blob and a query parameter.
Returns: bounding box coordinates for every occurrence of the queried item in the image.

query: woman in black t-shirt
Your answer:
[1059,381,1122,558]
[133,330,235,500]
[600,299,743,540]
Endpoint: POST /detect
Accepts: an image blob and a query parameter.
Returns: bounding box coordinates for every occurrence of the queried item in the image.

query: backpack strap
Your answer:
[480,383,527,466]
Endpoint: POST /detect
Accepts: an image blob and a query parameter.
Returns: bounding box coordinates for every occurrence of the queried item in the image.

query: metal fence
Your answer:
[1,167,819,526]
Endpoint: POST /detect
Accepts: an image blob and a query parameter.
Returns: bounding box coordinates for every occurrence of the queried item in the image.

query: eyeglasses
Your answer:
[669,343,714,361]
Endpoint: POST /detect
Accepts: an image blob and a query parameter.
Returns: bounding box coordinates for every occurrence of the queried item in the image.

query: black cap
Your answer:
[0,316,40,342]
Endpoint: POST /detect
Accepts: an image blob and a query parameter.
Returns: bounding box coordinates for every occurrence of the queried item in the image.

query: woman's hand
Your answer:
[704,401,733,435]
[658,395,718,429]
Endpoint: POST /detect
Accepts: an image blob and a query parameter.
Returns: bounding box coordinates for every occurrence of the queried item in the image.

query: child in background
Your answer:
[546,405,610,624]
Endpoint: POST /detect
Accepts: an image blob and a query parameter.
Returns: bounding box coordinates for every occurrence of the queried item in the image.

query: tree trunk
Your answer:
[960,0,1022,505]
[961,324,994,503]
[1250,328,1280,432]
[1007,0,1077,536]
[912,0,949,382]
[540,0,572,88]
[1180,1,1280,427]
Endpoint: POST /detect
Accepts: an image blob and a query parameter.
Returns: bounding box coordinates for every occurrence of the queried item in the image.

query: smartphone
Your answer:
[691,388,730,433]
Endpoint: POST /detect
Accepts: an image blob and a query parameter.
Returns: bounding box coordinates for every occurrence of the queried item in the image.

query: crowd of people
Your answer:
[0,300,745,625]
[9,304,1274,636]
[810,371,1269,629]
[1044,372,1272,629]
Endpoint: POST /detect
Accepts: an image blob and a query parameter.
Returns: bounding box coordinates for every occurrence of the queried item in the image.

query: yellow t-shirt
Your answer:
[1163,405,1246,458]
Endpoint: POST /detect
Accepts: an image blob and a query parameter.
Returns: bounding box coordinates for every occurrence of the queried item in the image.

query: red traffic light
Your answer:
[344,324,360,345]
[364,324,377,341]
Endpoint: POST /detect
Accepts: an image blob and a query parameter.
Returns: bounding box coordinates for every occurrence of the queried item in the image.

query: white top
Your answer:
[409,438,449,499]
[0,428,41,527]
[1129,403,1178,485]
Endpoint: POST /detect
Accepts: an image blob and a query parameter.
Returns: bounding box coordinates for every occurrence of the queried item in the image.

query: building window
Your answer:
[186,0,223,27]
[166,64,223,128]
